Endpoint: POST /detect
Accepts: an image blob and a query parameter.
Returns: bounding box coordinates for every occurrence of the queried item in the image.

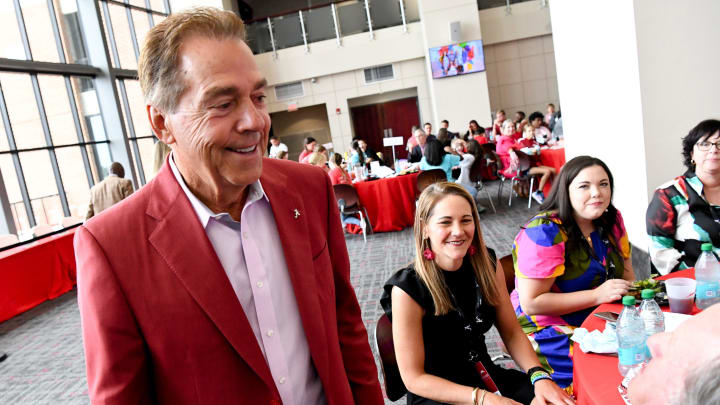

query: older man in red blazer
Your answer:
[75,7,383,405]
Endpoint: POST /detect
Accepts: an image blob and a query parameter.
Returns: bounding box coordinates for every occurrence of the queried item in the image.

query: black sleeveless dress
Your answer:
[380,253,534,405]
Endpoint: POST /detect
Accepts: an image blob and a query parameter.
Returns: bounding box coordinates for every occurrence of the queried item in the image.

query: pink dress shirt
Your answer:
[170,155,326,405]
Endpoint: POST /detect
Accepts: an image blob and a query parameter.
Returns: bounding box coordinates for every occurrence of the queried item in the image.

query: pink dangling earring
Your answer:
[467,245,477,256]
[423,247,435,260]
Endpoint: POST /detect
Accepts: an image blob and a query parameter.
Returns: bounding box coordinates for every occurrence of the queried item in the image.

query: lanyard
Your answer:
[582,228,616,282]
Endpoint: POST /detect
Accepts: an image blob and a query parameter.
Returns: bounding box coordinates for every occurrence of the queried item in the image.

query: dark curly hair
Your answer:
[682,119,720,171]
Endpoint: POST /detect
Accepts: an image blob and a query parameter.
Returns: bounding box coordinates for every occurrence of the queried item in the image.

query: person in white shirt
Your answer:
[529,111,552,145]
[268,135,288,158]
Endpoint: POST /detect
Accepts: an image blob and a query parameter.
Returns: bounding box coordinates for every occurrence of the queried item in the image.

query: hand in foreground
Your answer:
[594,278,632,304]
[531,379,575,405]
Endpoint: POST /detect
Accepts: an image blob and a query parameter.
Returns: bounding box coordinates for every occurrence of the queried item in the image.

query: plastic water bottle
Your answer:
[695,243,720,310]
[639,289,665,359]
[617,296,647,377]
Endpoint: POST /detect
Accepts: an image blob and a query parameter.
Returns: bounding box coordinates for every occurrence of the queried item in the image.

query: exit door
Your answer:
[350,97,420,161]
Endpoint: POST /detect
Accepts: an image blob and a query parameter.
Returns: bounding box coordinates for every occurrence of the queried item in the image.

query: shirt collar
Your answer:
[168,152,268,228]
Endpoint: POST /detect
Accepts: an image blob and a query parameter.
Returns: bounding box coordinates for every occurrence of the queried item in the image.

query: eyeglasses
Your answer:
[696,141,720,151]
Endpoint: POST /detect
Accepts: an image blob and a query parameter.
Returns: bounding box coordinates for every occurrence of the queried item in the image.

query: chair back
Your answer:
[480,143,496,154]
[499,254,516,293]
[0,234,18,248]
[332,184,361,209]
[468,155,486,184]
[416,169,446,195]
[515,150,533,172]
[374,314,407,401]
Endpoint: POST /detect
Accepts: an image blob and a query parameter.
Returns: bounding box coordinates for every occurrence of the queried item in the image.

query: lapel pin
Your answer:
[293,209,301,219]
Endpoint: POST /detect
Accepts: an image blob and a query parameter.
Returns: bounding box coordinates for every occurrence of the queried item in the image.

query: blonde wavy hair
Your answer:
[138,7,246,113]
[414,182,500,315]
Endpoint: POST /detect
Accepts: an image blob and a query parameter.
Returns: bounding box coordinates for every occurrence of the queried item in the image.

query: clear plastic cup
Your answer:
[665,278,696,314]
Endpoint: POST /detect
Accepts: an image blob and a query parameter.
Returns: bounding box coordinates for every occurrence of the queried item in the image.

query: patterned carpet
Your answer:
[0,180,649,404]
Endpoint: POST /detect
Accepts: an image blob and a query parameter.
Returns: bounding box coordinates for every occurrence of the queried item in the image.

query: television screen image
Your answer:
[429,40,485,79]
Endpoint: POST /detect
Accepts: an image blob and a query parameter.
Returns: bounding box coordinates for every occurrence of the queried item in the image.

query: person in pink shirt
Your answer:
[298,136,316,163]
[406,125,419,152]
[328,153,352,185]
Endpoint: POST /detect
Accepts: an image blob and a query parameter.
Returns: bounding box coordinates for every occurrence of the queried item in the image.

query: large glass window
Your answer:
[0,0,170,236]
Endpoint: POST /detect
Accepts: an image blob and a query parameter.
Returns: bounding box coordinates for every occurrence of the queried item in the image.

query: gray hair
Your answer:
[672,356,720,405]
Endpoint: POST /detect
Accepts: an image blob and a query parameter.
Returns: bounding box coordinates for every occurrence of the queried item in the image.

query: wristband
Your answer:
[479,389,487,405]
[527,366,553,385]
[472,387,479,405]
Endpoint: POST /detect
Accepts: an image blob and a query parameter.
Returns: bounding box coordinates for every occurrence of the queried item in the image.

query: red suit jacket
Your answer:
[75,158,384,404]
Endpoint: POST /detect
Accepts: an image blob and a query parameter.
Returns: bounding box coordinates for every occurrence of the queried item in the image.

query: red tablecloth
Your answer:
[538,147,566,195]
[354,172,419,233]
[0,228,77,322]
[573,268,697,405]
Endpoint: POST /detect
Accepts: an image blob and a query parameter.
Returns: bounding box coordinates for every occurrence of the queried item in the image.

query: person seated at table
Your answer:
[406,125,419,151]
[307,149,329,172]
[358,139,384,165]
[276,150,288,160]
[514,111,528,133]
[528,112,552,146]
[329,153,352,186]
[517,126,540,156]
[420,138,460,181]
[646,119,720,275]
[381,182,574,405]
[512,156,634,393]
[299,136,317,163]
[436,128,453,152]
[492,110,506,139]
[628,303,720,405]
[409,129,429,163]
[465,120,489,144]
[350,140,370,170]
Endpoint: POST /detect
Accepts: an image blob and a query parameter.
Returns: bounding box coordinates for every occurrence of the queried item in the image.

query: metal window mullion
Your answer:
[46,0,68,63]
[116,79,146,185]
[506,0,512,15]
[399,0,407,33]
[13,0,33,60]
[101,0,122,69]
[64,76,94,188]
[364,0,374,40]
[0,81,36,227]
[267,17,278,60]
[331,4,341,47]
[104,0,167,17]
[145,0,154,27]
[299,11,309,54]
[0,139,111,155]
[29,74,71,217]
[0,58,100,76]
[123,0,142,61]
[163,0,171,14]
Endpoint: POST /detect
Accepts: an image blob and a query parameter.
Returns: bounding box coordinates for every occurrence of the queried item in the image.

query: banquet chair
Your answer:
[0,234,18,248]
[332,184,373,240]
[416,169,446,196]
[374,313,407,401]
[503,151,542,209]
[499,254,515,294]
[469,157,496,213]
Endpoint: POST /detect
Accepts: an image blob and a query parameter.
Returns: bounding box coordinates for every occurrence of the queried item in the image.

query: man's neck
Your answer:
[175,157,249,221]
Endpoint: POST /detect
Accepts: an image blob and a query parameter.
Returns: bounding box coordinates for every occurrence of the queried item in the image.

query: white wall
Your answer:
[264,59,432,155]
[485,34,559,118]
[418,0,492,130]
[550,0,720,251]
[479,0,552,45]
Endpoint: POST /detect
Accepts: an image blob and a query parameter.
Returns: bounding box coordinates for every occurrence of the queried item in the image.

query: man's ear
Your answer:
[147,104,175,145]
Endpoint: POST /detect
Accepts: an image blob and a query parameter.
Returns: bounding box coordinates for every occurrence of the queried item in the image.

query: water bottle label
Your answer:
[618,345,646,366]
[697,282,719,299]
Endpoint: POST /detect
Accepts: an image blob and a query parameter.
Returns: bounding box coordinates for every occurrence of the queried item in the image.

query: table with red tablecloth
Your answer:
[354,172,419,233]
[573,268,698,405]
[538,147,566,195]
[0,228,77,322]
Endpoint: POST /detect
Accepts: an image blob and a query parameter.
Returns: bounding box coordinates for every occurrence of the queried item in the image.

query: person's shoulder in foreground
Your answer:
[75,6,382,405]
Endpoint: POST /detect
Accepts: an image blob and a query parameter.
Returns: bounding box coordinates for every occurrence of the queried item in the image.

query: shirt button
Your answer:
[242,232,248,239]
[267,329,274,337]
[279,377,286,384]
[257,281,264,288]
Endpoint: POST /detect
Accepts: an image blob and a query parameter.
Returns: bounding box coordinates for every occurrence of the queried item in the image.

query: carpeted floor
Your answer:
[0,180,650,404]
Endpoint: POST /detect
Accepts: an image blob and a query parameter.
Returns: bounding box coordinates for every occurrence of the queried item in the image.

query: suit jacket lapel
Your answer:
[261,164,331,381]
[146,165,277,393]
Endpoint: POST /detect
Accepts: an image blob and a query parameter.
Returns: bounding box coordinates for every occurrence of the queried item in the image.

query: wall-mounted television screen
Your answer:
[429,40,485,79]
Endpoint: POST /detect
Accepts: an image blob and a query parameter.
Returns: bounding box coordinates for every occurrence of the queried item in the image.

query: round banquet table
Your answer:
[353,172,420,233]
[538,147,566,195]
[573,268,698,405]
